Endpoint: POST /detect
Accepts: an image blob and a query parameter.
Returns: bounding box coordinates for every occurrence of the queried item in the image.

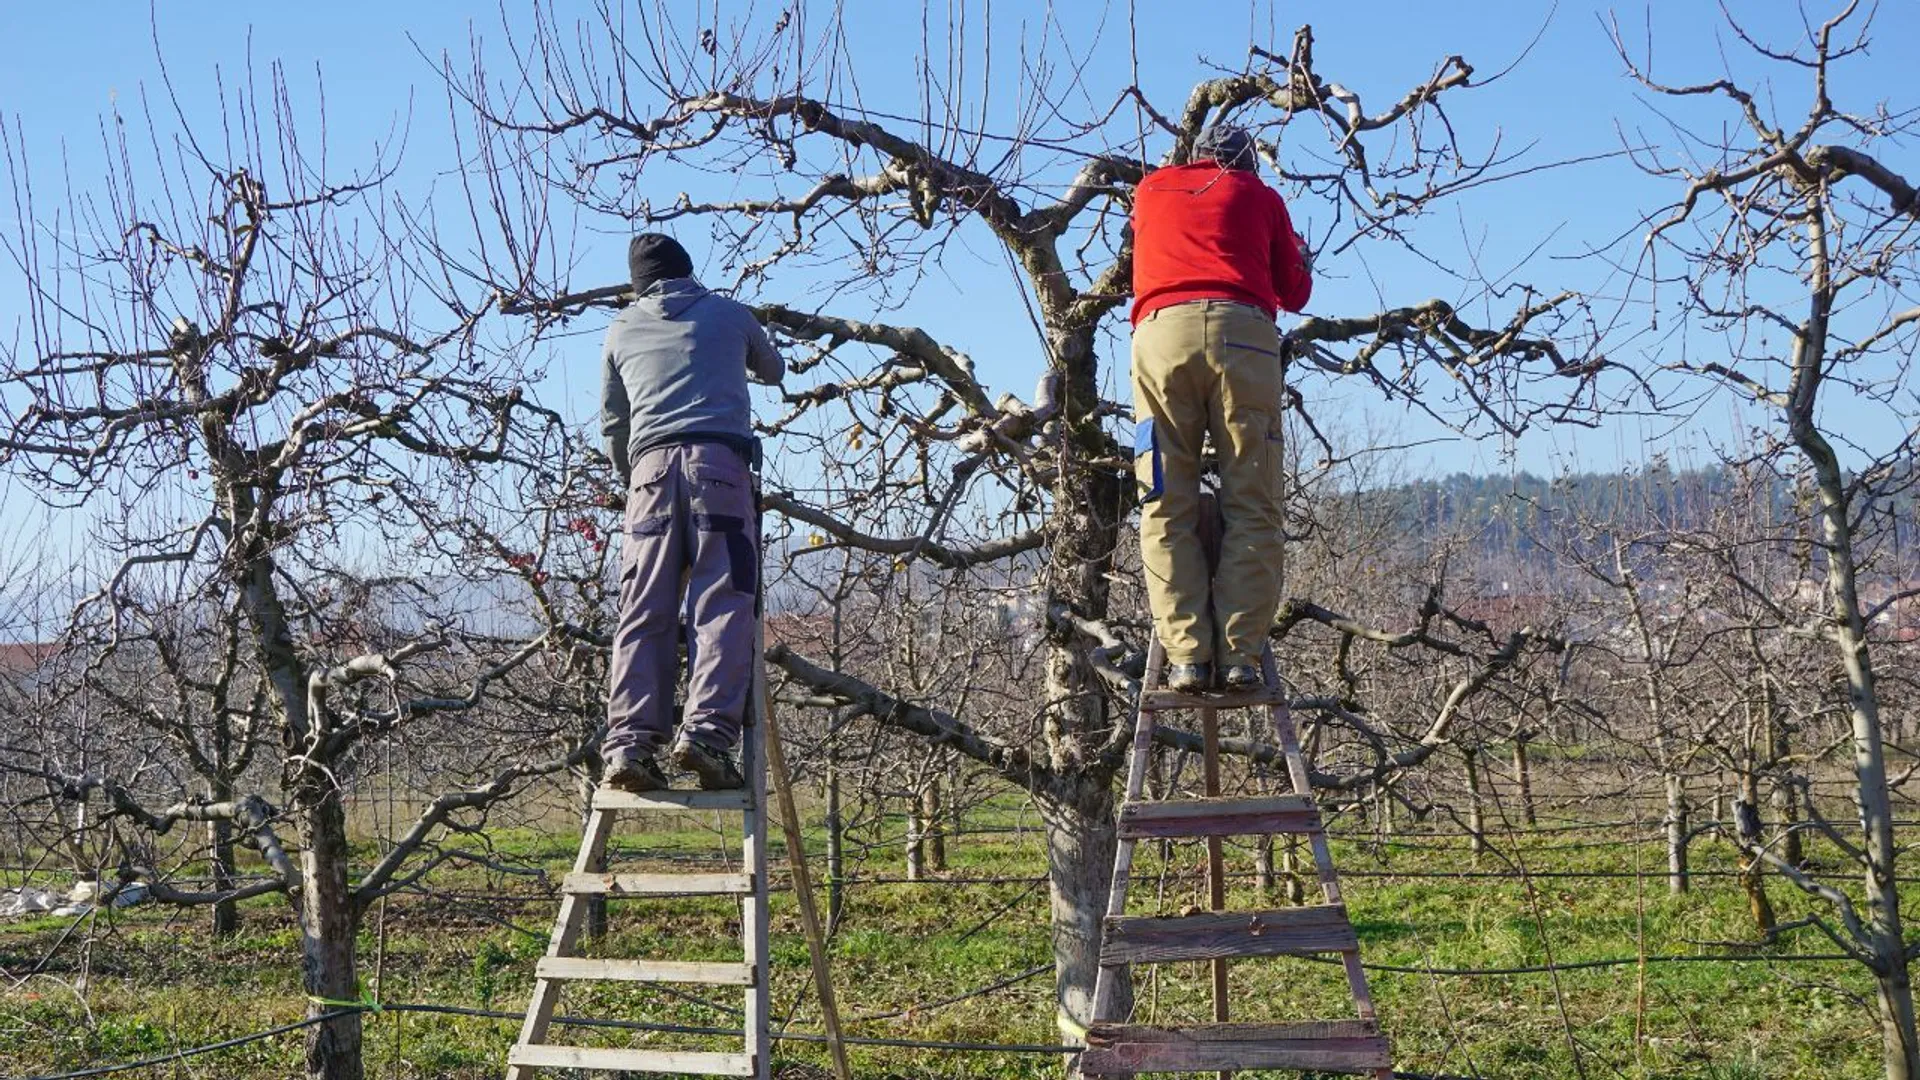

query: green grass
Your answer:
[0,806,1893,1079]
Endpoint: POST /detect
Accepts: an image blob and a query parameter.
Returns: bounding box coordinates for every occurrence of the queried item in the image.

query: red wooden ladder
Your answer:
[1083,640,1392,1078]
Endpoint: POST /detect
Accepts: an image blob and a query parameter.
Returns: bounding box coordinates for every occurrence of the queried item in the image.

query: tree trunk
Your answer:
[1280,836,1305,905]
[1774,773,1805,869]
[1033,316,1129,1054]
[299,789,365,1080]
[1041,779,1127,1043]
[906,793,926,881]
[1809,473,1917,1076]
[1733,770,1776,934]
[66,798,88,877]
[1790,206,1918,1079]
[210,816,239,938]
[1254,834,1275,897]
[231,493,364,1080]
[1763,692,1805,867]
[1511,738,1537,828]
[1464,748,1488,858]
[1664,772,1690,895]
[923,780,946,873]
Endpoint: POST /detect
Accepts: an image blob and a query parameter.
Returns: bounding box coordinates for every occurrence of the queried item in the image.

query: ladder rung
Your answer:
[536,956,754,985]
[594,788,753,811]
[562,872,754,896]
[1081,1020,1388,1074]
[507,1044,753,1076]
[1119,794,1320,839]
[1102,903,1357,964]
[1140,686,1288,711]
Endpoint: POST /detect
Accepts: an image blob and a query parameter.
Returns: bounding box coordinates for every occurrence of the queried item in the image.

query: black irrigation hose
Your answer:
[1302,951,1858,977]
[18,1010,361,1080]
[847,962,1053,1022]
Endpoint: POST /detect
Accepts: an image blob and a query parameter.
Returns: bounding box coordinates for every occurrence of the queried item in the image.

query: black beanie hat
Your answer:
[628,233,694,293]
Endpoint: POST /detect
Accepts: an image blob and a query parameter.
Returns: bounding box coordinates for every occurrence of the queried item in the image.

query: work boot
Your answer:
[668,735,745,790]
[1222,664,1262,692]
[1165,662,1213,694]
[603,749,669,793]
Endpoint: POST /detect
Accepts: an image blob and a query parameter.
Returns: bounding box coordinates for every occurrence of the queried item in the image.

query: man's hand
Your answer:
[1294,232,1314,276]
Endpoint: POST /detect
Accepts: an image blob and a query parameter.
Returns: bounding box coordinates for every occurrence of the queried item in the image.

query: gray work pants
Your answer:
[605,442,758,756]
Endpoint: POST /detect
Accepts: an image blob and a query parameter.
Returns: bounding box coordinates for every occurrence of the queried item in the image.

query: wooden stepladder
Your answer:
[1083,640,1391,1078]
[505,706,772,1079]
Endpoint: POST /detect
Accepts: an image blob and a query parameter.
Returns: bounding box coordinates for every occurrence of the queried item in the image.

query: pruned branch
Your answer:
[766,644,1049,792]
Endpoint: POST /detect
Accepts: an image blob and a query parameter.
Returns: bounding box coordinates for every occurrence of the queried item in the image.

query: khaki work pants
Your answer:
[1131,300,1286,667]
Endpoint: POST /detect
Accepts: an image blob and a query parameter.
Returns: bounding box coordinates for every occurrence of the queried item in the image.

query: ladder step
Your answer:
[1102,904,1358,964]
[1140,686,1288,711]
[535,957,754,985]
[507,1044,753,1076]
[1119,794,1320,839]
[1081,1020,1388,1074]
[594,788,753,812]
[562,872,754,896]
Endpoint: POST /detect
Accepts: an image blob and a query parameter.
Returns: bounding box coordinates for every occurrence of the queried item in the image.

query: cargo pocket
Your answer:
[1133,417,1164,503]
[1219,313,1286,417]
[1249,408,1285,525]
[625,459,675,540]
[620,460,675,584]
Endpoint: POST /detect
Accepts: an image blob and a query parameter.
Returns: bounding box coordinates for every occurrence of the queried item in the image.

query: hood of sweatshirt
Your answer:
[631,277,711,320]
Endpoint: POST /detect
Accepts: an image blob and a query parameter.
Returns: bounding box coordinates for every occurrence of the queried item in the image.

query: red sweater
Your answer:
[1130,163,1311,324]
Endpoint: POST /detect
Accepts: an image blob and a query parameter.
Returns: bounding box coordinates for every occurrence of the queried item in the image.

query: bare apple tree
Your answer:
[1616,3,1920,1074]
[0,60,596,1080]
[454,3,1617,1035]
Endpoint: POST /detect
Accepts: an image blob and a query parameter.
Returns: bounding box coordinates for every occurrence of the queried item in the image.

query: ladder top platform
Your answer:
[592,788,754,812]
[1140,686,1290,711]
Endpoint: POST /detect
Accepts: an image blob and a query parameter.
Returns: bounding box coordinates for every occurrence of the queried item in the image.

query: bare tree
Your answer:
[1617,4,1920,1074]
[456,6,1612,1034]
[0,60,594,1080]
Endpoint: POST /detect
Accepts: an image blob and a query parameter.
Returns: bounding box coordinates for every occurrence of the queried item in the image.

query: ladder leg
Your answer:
[741,711,771,1080]
[761,652,852,1080]
[1200,704,1230,1078]
[508,806,618,1079]
[1090,640,1167,1025]
[1261,646,1389,1073]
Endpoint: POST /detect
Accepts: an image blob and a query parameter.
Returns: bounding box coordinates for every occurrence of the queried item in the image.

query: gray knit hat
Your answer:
[1193,124,1257,171]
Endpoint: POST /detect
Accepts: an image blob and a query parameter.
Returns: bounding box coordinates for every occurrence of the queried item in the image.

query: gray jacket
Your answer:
[601,277,784,483]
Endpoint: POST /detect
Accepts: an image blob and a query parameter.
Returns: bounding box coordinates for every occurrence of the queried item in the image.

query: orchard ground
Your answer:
[0,788,1879,1080]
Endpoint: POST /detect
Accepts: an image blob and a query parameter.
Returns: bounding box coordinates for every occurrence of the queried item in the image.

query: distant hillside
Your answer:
[1354,459,1920,571]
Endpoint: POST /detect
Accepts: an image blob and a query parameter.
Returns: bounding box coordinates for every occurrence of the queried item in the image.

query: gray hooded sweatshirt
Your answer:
[601,277,784,484]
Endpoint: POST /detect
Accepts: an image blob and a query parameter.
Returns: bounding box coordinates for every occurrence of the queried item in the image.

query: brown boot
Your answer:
[668,736,745,790]
[603,750,669,793]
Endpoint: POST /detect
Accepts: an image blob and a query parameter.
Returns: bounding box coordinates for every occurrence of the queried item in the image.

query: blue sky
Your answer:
[2,0,1915,503]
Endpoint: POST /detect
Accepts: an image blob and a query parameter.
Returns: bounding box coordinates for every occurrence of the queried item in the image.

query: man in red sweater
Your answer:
[1131,124,1312,693]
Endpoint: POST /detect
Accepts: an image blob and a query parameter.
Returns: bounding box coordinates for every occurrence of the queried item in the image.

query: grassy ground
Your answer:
[0,798,1890,1079]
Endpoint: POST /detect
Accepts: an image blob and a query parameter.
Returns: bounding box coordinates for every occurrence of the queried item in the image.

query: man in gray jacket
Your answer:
[601,233,784,791]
